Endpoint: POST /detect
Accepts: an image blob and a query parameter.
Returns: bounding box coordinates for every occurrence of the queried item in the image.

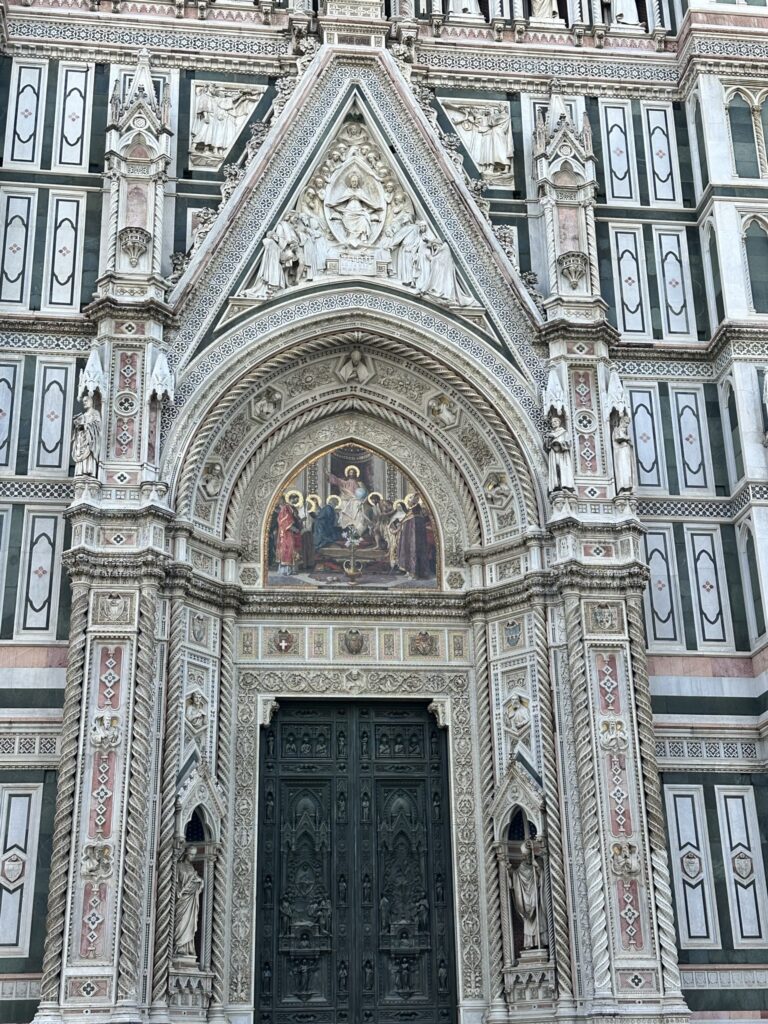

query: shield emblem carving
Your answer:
[733,851,753,880]
[192,614,206,643]
[275,630,294,654]
[343,629,365,655]
[409,632,437,657]
[681,851,701,879]
[504,620,521,648]
[1,854,24,885]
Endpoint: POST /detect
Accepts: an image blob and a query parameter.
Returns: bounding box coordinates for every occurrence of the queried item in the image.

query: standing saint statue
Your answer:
[611,411,635,494]
[174,846,203,960]
[510,841,547,951]
[71,394,102,478]
[545,414,575,492]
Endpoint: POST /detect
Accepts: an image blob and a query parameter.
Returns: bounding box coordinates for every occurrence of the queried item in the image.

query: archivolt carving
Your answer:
[163,320,546,530]
[229,668,485,1005]
[233,412,474,571]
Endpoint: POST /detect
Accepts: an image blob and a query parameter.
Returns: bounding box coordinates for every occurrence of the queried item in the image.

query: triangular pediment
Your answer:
[167,47,543,387]
[221,98,485,329]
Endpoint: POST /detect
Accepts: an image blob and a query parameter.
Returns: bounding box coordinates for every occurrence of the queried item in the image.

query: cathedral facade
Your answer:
[0,0,767,1020]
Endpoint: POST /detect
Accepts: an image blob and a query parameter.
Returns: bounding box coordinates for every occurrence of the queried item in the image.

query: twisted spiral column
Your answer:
[563,596,611,995]
[626,596,682,996]
[532,605,572,998]
[118,584,159,1001]
[40,583,90,1003]
[472,618,504,1002]
[209,613,236,1012]
[151,596,186,1005]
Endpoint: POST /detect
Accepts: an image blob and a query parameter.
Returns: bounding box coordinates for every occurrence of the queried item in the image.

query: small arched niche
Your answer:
[263,442,440,590]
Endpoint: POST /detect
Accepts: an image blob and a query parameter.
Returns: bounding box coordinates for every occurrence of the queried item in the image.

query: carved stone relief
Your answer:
[189,83,265,170]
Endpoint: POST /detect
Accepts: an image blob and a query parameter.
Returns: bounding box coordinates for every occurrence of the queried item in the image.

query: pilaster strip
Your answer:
[473,618,503,1001]
[626,596,682,997]
[210,613,235,1010]
[40,582,90,1002]
[118,585,159,1000]
[564,595,611,995]
[151,596,185,1005]
[533,604,572,998]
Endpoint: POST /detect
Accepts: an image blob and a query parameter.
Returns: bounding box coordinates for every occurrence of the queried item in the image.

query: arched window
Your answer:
[729,94,761,178]
[745,219,768,313]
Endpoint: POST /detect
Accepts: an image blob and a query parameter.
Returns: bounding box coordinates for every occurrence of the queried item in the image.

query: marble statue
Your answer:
[611,411,635,494]
[531,0,560,18]
[510,841,547,951]
[611,0,640,23]
[71,394,102,478]
[444,102,514,179]
[175,846,203,959]
[545,415,575,492]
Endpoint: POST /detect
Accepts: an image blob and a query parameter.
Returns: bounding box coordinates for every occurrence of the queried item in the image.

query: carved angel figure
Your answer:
[71,394,102,478]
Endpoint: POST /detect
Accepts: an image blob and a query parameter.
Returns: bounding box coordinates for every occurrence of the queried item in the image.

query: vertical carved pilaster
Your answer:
[532,604,573,998]
[472,618,503,1002]
[118,581,161,1002]
[39,581,91,1007]
[563,595,612,997]
[151,595,187,1010]
[208,612,236,1018]
[626,595,683,999]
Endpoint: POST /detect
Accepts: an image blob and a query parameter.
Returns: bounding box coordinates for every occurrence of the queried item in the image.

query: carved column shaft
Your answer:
[118,579,162,1003]
[151,594,187,1009]
[209,611,236,1016]
[39,581,91,1005]
[532,603,573,998]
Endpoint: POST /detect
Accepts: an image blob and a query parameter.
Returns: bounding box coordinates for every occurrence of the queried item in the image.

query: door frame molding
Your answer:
[225,669,487,1024]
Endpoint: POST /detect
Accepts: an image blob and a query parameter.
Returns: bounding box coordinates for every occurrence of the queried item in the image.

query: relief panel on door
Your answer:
[255,701,456,1024]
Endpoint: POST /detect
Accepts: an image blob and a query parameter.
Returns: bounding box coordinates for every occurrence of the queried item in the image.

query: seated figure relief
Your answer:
[241,112,476,310]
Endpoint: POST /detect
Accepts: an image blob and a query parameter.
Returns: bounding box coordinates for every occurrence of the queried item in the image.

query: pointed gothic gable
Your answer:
[167,47,544,386]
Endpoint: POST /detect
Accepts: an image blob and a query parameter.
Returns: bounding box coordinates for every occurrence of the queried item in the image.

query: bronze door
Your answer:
[255,700,457,1024]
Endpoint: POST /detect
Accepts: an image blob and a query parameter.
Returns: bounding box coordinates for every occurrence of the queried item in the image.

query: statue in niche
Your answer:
[510,841,547,951]
[531,0,560,18]
[610,0,640,23]
[545,415,575,493]
[71,394,102,478]
[447,0,483,16]
[604,368,634,495]
[444,102,514,179]
[174,846,204,960]
[611,412,635,494]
